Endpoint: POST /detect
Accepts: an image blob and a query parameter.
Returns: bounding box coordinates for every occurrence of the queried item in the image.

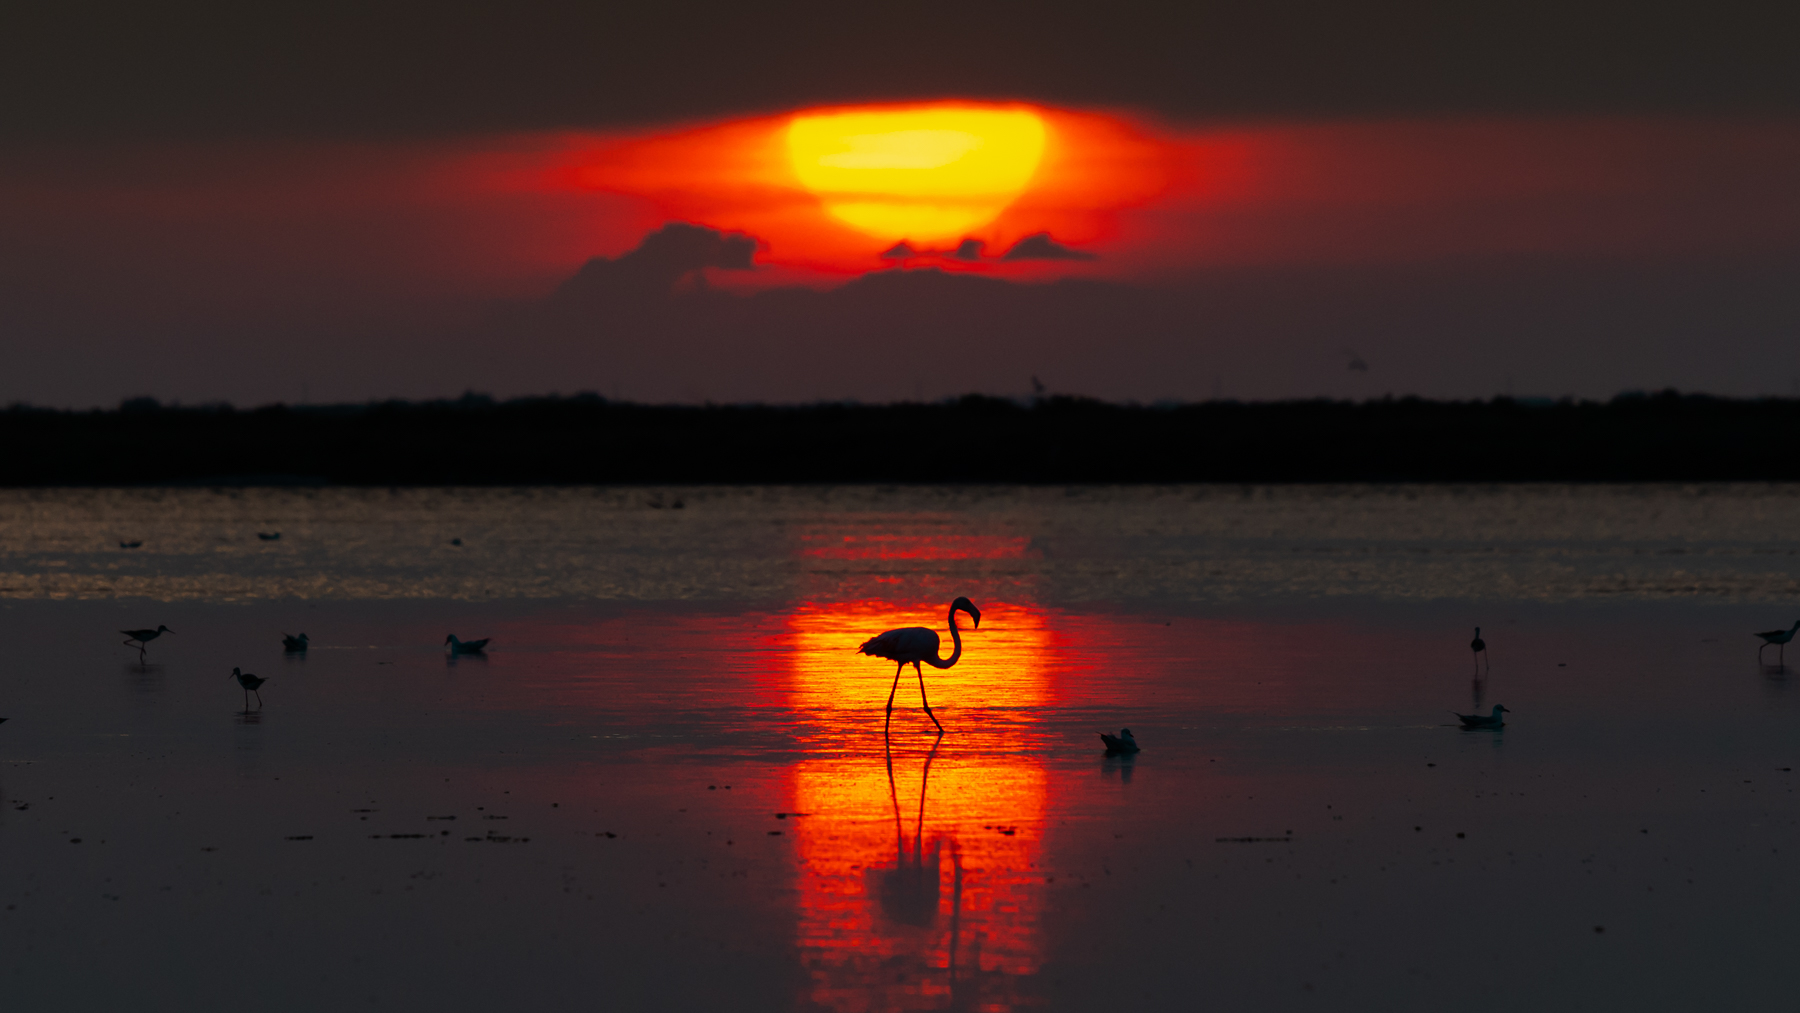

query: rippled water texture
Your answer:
[1,485,1798,1011]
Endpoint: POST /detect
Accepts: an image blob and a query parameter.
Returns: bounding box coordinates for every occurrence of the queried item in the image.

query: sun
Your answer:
[786,105,1048,244]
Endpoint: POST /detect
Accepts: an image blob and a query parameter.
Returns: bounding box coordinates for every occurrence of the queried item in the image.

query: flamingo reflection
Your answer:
[872,734,950,927]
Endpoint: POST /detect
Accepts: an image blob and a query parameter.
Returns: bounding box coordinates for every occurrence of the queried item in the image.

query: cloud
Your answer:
[550,222,756,307]
[1001,232,1098,261]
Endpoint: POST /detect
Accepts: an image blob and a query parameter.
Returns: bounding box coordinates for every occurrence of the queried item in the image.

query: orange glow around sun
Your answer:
[539,102,1171,276]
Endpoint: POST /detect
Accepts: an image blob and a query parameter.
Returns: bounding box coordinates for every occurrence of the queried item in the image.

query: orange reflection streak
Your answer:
[783,600,1053,1010]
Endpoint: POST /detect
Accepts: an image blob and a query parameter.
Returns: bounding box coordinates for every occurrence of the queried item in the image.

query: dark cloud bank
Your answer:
[465,224,1800,405]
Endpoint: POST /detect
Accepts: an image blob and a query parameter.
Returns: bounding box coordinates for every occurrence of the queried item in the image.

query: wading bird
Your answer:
[1100,728,1140,754]
[257,532,280,541]
[445,634,491,654]
[1470,627,1488,674]
[1456,704,1509,729]
[121,625,173,658]
[858,597,981,735]
[282,632,309,652]
[1755,621,1800,665]
[230,667,267,709]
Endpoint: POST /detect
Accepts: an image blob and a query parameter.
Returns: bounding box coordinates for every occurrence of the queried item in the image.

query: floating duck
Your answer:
[257,532,281,541]
[1455,704,1509,729]
[230,667,267,708]
[445,634,491,654]
[1100,728,1141,754]
[282,632,309,652]
[121,625,173,657]
[118,540,142,549]
[1755,621,1800,664]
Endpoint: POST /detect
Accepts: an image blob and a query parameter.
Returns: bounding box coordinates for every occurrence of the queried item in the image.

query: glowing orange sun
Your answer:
[786,105,1049,244]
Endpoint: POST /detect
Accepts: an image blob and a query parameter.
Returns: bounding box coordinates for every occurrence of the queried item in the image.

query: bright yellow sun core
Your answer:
[786,106,1048,245]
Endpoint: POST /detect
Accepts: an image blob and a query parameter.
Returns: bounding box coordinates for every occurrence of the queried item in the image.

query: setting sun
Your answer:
[786,105,1048,244]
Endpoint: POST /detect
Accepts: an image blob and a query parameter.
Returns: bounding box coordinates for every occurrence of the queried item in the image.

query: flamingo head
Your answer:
[952,596,981,628]
[444,635,455,645]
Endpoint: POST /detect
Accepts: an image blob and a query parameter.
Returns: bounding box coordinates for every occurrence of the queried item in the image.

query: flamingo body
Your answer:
[859,597,980,735]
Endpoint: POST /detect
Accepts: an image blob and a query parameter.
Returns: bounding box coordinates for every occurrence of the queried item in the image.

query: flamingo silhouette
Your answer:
[858,597,981,735]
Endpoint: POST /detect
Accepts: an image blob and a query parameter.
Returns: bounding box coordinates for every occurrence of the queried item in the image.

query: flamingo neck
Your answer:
[927,607,964,669]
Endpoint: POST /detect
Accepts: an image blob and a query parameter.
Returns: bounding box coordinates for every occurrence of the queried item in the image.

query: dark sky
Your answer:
[5,0,1797,141]
[4,2,1800,407]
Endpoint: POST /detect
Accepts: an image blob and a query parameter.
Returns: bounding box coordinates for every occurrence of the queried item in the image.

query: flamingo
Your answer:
[230,667,267,709]
[282,632,309,652]
[1470,627,1488,674]
[1755,621,1800,665]
[445,634,490,654]
[1456,704,1509,729]
[858,597,981,735]
[121,625,173,658]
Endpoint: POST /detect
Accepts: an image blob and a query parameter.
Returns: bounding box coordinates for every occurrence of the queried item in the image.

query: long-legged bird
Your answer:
[1756,620,1800,665]
[121,625,173,658]
[858,597,981,735]
[230,667,266,709]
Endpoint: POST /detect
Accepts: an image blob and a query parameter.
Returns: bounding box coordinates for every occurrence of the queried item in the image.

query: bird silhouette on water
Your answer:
[230,667,267,709]
[445,634,491,654]
[121,625,173,658]
[282,632,309,652]
[1100,728,1140,754]
[1456,704,1509,729]
[858,597,981,735]
[1755,621,1799,666]
[257,532,280,541]
[1470,627,1488,674]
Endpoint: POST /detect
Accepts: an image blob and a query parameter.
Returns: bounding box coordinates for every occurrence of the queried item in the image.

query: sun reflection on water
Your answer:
[783,599,1053,1010]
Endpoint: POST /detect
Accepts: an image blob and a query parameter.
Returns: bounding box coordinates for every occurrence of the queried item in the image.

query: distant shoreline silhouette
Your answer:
[5,390,1799,485]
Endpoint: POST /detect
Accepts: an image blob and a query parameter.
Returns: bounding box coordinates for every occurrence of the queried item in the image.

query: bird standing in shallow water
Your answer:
[230,667,266,709]
[1470,627,1488,675]
[282,632,309,652]
[1755,621,1800,666]
[445,634,490,654]
[121,625,173,658]
[858,597,981,735]
[1100,728,1140,754]
[1456,704,1508,728]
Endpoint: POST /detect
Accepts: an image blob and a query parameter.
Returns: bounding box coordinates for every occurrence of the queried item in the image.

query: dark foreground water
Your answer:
[1,486,1797,1011]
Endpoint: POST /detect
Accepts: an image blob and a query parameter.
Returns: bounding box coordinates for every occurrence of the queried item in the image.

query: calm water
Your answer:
[1,486,1797,1010]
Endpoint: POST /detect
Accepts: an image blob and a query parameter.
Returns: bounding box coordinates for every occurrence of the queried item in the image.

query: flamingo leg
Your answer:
[915,661,944,735]
[885,662,904,734]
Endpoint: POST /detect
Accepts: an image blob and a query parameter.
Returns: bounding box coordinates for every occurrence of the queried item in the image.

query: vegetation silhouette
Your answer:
[6,389,1800,484]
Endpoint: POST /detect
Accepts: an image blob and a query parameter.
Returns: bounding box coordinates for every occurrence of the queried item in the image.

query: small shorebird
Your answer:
[858,597,981,735]
[118,540,142,549]
[281,632,309,652]
[257,532,280,541]
[230,667,267,708]
[1456,704,1509,729]
[121,625,173,658]
[445,634,491,654]
[1470,627,1488,674]
[1755,621,1800,665]
[1099,728,1141,754]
